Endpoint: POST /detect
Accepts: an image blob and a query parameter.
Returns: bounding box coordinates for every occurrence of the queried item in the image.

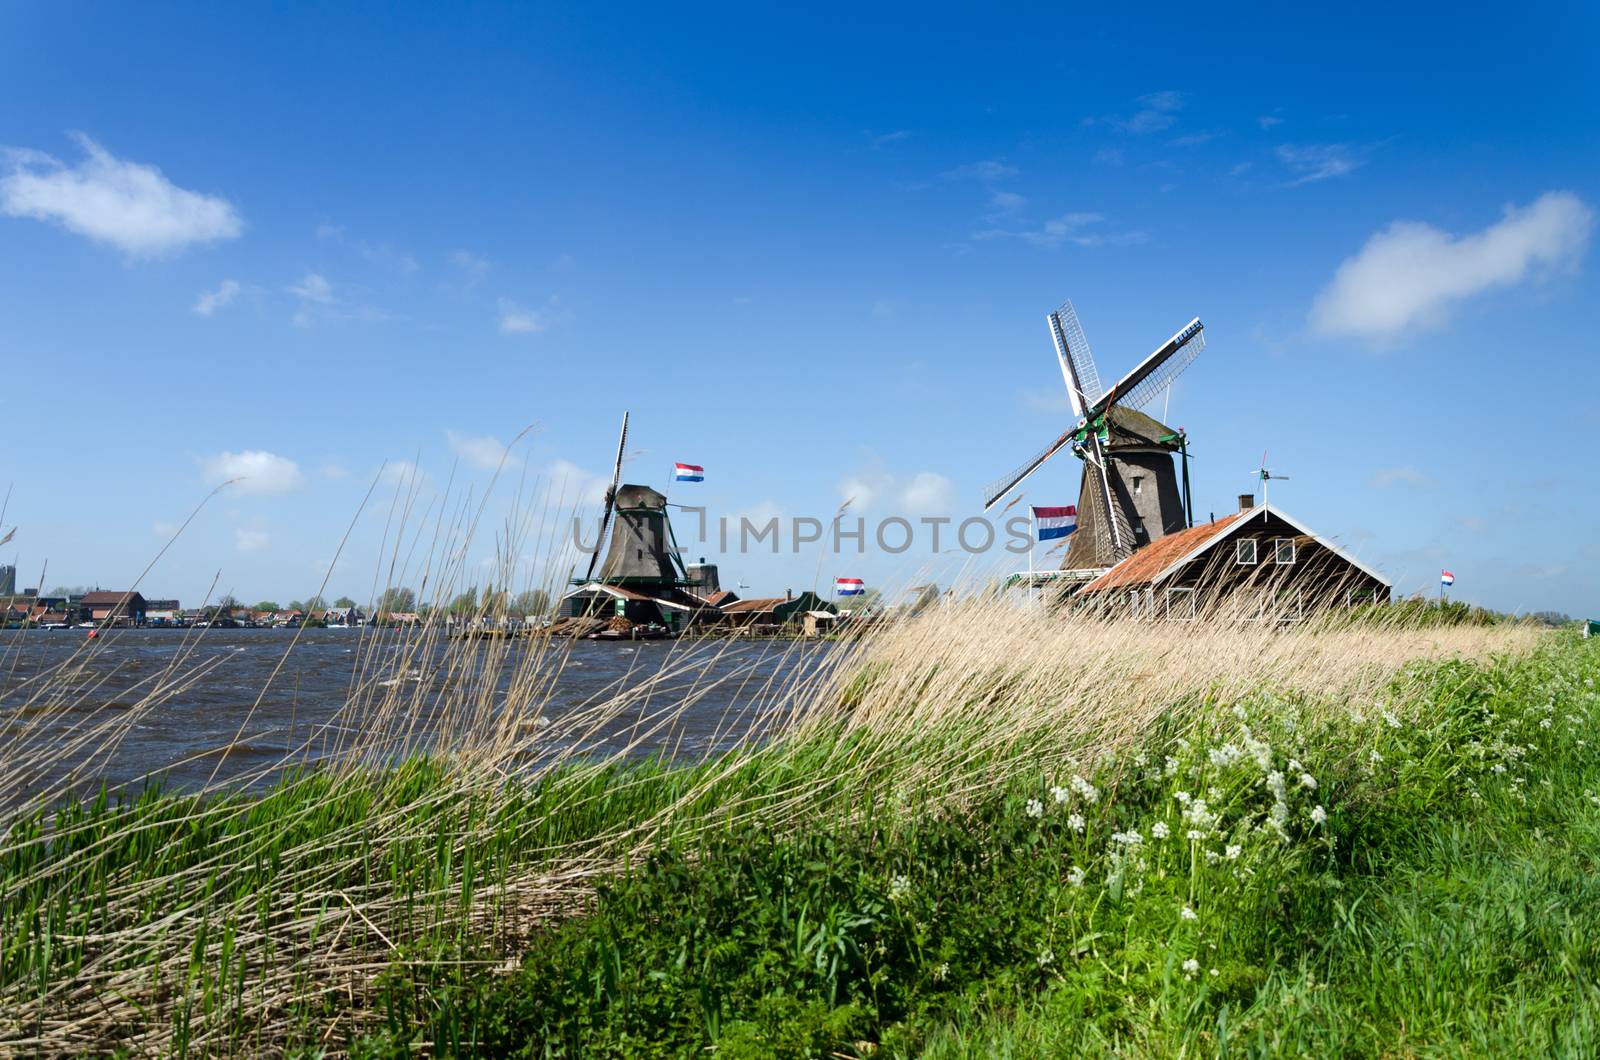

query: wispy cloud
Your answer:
[202,450,305,495]
[317,223,418,275]
[1092,147,1124,166]
[1257,114,1284,130]
[446,429,519,470]
[1367,466,1431,489]
[1115,91,1184,134]
[192,278,241,316]
[0,133,242,255]
[942,160,1019,183]
[838,468,954,514]
[1275,143,1367,185]
[447,249,491,285]
[987,189,1027,216]
[868,129,912,149]
[234,527,270,553]
[288,272,334,304]
[498,297,545,335]
[1311,191,1594,342]
[1170,129,1226,148]
[976,211,1147,249]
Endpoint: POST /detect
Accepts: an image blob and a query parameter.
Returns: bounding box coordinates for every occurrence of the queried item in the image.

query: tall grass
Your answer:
[0,469,1552,1054]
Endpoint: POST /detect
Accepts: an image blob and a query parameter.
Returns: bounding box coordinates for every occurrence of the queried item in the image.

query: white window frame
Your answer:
[1235,539,1258,566]
[1274,537,1296,565]
[1165,586,1196,621]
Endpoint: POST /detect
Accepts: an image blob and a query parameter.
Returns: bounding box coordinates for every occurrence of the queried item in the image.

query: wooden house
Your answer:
[1073,497,1389,621]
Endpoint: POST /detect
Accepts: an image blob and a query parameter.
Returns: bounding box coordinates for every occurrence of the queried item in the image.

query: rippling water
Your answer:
[0,628,833,798]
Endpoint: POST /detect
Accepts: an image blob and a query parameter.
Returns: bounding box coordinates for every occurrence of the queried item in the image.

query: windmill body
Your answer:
[984,301,1206,578]
[594,484,682,586]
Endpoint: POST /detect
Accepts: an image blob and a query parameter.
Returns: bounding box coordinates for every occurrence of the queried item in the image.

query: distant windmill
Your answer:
[983,300,1207,572]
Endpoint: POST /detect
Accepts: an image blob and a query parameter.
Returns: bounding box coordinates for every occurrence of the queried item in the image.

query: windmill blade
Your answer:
[583,411,629,581]
[1047,300,1104,417]
[982,430,1075,511]
[1089,435,1125,553]
[1092,318,1205,417]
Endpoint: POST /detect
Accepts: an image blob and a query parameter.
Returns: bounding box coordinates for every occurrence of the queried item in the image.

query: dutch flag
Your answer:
[673,463,705,483]
[1441,569,1455,587]
[835,577,865,596]
[1032,505,1077,541]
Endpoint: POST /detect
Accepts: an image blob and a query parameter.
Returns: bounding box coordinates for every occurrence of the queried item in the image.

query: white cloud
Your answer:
[288,272,334,304]
[545,458,609,506]
[1368,466,1430,489]
[192,278,240,316]
[1275,143,1366,185]
[1117,91,1184,134]
[202,450,305,495]
[1170,129,1225,148]
[988,189,1027,215]
[448,249,491,284]
[498,297,545,334]
[838,469,954,514]
[1311,191,1594,341]
[446,429,519,470]
[1257,114,1284,130]
[900,472,954,514]
[869,129,912,149]
[151,520,180,538]
[380,459,430,491]
[942,160,1018,183]
[976,212,1147,249]
[0,133,242,255]
[234,527,270,552]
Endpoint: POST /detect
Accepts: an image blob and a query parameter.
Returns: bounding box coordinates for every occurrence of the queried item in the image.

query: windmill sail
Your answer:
[1092,319,1204,418]
[583,411,629,582]
[1049,300,1104,415]
[982,429,1075,511]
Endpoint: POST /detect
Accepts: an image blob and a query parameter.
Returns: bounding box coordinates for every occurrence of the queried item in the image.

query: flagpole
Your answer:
[1028,508,1036,607]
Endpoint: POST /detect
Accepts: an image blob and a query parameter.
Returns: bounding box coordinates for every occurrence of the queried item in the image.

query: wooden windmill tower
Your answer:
[983,300,1206,575]
[581,412,691,588]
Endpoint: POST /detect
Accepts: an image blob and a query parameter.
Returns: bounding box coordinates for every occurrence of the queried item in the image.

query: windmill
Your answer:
[579,412,690,588]
[1251,451,1288,507]
[983,300,1206,573]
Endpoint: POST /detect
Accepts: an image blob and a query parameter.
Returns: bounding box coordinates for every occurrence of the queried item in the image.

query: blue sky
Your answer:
[2,3,1597,614]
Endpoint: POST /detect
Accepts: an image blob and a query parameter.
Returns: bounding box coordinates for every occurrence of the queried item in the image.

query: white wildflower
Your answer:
[1180,905,1198,922]
[1383,709,1401,729]
[1066,813,1086,833]
[1309,805,1327,826]
[1025,798,1044,819]
[888,875,912,902]
[1225,843,1242,860]
[1208,743,1243,768]
[1174,790,1192,806]
[1210,967,1220,977]
[1050,785,1070,804]
[1369,749,1383,764]
[1287,758,1303,773]
[1066,865,1086,887]
[1299,773,1318,791]
[1151,821,1170,840]
[1187,829,1206,841]
[1037,947,1055,968]
[1070,775,1100,804]
[1182,957,1200,978]
[933,961,950,982]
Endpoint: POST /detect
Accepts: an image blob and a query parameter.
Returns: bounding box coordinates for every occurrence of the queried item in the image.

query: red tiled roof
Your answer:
[704,590,738,607]
[1077,511,1249,594]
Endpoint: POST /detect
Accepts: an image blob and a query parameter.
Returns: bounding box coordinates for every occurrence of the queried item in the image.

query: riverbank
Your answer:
[0,606,1573,1054]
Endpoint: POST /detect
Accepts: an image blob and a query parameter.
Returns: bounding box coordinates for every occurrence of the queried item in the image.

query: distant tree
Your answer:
[378,587,416,614]
[254,600,280,613]
[48,585,90,597]
[287,600,305,612]
[446,587,479,615]
[304,595,328,612]
[218,594,240,610]
[481,589,508,613]
[333,596,357,610]
[512,589,551,617]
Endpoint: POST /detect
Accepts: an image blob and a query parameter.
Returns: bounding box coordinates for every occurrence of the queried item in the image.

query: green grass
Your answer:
[335,636,1600,1057]
[5,631,1597,1055]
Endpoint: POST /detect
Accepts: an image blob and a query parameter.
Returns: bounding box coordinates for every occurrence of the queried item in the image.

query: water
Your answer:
[0,628,834,798]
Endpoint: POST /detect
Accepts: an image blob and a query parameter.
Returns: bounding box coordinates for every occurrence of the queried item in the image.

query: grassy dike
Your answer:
[341,633,1600,1058]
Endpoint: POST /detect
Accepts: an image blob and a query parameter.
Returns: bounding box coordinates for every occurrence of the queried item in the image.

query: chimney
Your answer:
[1237,493,1255,512]
[785,588,792,601]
